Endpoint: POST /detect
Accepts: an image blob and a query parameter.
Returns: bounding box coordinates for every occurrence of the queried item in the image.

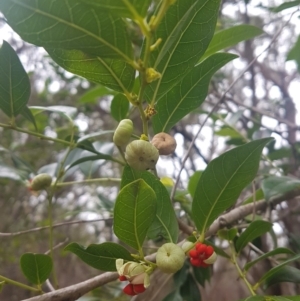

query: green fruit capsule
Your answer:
[30,173,52,191]
[113,119,133,147]
[125,140,159,171]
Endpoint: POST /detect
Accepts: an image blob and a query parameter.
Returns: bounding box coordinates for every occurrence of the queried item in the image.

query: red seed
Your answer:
[123,284,137,296]
[133,284,146,294]
[205,246,214,258]
[119,275,127,281]
[196,243,207,254]
[189,249,198,259]
[190,257,202,267]
[200,262,210,268]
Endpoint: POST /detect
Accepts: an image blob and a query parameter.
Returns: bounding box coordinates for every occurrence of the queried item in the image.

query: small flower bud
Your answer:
[30,174,52,191]
[145,68,161,83]
[123,283,136,296]
[156,243,185,274]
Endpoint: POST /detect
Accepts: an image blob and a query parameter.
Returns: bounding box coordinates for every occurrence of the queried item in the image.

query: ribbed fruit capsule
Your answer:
[30,174,52,191]
[156,243,185,274]
[125,140,159,171]
[151,133,177,155]
[113,119,133,147]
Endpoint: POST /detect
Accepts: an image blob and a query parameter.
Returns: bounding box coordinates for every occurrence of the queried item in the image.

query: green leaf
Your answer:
[77,130,114,143]
[30,105,77,118]
[78,86,116,105]
[244,248,295,272]
[110,94,130,122]
[180,273,202,301]
[287,35,300,73]
[192,138,273,235]
[215,126,244,139]
[152,53,237,133]
[20,253,52,286]
[270,0,300,13]
[235,220,272,253]
[78,0,152,18]
[0,41,30,118]
[264,266,300,289]
[217,228,238,241]
[261,176,300,201]
[113,179,157,250]
[268,297,295,301]
[257,253,300,288]
[265,266,300,288]
[163,290,183,301]
[238,297,265,301]
[0,165,22,181]
[188,171,202,198]
[192,265,211,287]
[64,242,132,271]
[47,49,135,92]
[121,166,179,243]
[202,25,264,60]
[144,0,221,103]
[21,106,38,131]
[66,154,116,171]
[0,0,133,61]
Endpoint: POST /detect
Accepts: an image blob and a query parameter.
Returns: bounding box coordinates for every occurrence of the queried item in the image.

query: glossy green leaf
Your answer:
[287,35,300,73]
[244,248,295,272]
[270,0,300,12]
[188,171,202,198]
[261,176,300,201]
[215,126,244,139]
[0,41,30,118]
[0,0,133,61]
[202,25,264,60]
[152,53,237,133]
[78,0,152,18]
[192,138,273,235]
[21,106,38,131]
[257,253,300,288]
[264,266,300,289]
[20,253,52,286]
[47,49,135,92]
[180,273,201,301]
[144,0,221,103]
[121,166,178,243]
[110,94,130,121]
[217,228,238,241]
[64,242,132,271]
[236,220,272,253]
[114,179,157,250]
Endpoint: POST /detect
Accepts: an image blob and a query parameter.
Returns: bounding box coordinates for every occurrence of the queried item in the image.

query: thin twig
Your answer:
[0,218,112,237]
